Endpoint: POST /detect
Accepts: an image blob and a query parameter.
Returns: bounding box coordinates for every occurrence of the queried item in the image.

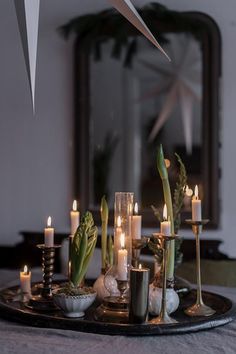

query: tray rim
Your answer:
[0,284,235,336]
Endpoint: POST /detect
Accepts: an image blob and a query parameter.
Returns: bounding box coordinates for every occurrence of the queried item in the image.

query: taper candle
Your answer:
[114,216,122,257]
[131,202,142,239]
[44,216,54,247]
[160,204,171,236]
[117,233,128,281]
[70,200,80,235]
[192,185,202,221]
[20,265,31,294]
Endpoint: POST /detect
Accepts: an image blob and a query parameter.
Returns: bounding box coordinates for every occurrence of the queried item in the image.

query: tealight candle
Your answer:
[117,233,128,281]
[70,200,80,236]
[192,185,202,221]
[44,216,54,247]
[131,202,142,239]
[20,265,31,294]
[160,204,171,236]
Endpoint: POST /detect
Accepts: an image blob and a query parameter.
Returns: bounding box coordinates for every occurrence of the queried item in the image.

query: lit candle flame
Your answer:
[23,265,28,274]
[120,233,125,249]
[194,185,199,199]
[163,204,167,221]
[72,200,77,211]
[117,216,121,228]
[47,216,52,227]
[139,264,142,270]
[134,202,139,215]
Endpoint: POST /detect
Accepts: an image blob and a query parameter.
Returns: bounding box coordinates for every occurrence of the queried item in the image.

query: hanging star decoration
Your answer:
[136,33,202,154]
[14,0,170,113]
[108,0,170,61]
[14,0,40,112]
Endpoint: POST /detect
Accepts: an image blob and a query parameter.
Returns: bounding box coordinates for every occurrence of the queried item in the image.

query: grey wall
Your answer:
[0,0,235,257]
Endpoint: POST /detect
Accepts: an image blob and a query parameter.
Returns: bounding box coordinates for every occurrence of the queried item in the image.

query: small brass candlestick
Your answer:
[150,234,178,324]
[117,279,129,302]
[132,236,150,267]
[185,220,215,317]
[29,244,61,311]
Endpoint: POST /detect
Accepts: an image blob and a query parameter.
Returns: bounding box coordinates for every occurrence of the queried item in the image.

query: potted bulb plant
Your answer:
[148,145,187,316]
[53,211,98,317]
[93,196,117,301]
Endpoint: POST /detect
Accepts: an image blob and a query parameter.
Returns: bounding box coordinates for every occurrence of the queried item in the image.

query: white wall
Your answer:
[0,0,235,257]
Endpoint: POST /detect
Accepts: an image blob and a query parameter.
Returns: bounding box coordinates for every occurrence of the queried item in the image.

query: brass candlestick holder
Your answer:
[132,236,150,267]
[150,234,178,324]
[117,279,129,302]
[185,220,215,317]
[29,244,61,311]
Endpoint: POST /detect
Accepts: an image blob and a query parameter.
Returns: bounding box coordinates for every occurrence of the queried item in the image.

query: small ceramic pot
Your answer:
[149,283,179,316]
[52,288,96,318]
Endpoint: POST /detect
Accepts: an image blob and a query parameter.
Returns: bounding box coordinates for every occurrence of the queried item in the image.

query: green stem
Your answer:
[157,145,175,280]
[101,222,107,269]
[162,180,175,279]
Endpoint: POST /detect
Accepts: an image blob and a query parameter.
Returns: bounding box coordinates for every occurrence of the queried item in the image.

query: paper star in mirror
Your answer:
[108,0,170,61]
[137,34,202,154]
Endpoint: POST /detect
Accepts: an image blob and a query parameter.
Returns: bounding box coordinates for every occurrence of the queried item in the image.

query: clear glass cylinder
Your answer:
[114,192,134,266]
[104,192,134,298]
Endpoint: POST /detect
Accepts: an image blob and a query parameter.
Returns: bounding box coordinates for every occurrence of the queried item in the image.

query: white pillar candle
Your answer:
[131,202,142,239]
[117,233,128,281]
[192,185,202,221]
[160,204,171,236]
[70,200,80,235]
[20,265,31,294]
[44,216,54,247]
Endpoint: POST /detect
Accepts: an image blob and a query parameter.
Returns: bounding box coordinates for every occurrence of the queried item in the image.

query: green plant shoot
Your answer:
[101,196,108,270]
[157,145,174,279]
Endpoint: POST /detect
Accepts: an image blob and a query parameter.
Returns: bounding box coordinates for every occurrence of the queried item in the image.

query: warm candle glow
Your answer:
[23,265,28,274]
[47,216,52,227]
[163,204,167,221]
[185,185,193,197]
[117,216,121,227]
[134,202,139,215]
[72,200,77,211]
[194,185,199,199]
[120,233,125,249]
[139,263,142,270]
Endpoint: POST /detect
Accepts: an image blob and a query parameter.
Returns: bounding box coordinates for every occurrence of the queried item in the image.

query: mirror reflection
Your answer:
[89,33,202,215]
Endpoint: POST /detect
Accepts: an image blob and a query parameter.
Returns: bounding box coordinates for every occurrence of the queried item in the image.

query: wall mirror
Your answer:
[69,3,221,228]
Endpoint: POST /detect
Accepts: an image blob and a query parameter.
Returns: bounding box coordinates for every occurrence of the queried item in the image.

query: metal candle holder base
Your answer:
[150,234,178,325]
[94,296,129,323]
[185,220,215,317]
[132,237,150,267]
[94,280,129,323]
[29,244,61,312]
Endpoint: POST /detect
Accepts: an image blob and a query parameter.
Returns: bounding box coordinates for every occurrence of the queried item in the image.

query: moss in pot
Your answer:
[53,211,98,318]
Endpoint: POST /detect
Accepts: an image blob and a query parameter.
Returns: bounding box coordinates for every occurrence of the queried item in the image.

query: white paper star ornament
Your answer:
[14,0,40,112]
[108,0,170,61]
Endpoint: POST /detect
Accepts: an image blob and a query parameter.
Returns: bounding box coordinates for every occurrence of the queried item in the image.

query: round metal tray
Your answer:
[0,282,235,336]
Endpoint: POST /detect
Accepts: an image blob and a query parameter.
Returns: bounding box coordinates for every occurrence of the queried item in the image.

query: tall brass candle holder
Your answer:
[29,244,61,311]
[185,220,215,317]
[150,234,178,324]
[132,237,150,267]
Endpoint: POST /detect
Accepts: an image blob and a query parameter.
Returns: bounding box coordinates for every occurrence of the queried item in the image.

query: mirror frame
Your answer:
[73,9,221,228]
